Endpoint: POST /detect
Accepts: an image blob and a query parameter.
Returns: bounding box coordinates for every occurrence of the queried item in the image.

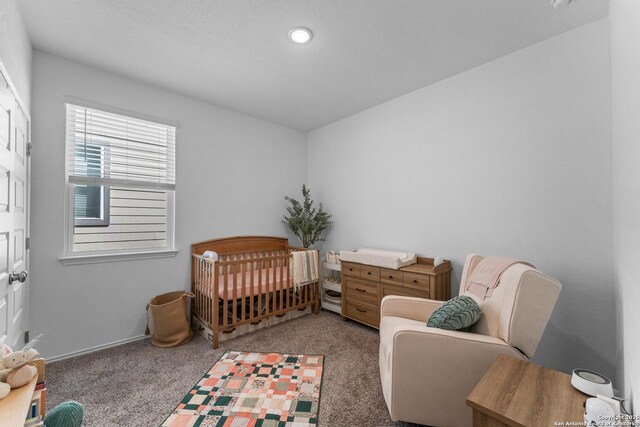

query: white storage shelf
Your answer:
[321,259,342,314]
[323,261,342,272]
[323,280,341,293]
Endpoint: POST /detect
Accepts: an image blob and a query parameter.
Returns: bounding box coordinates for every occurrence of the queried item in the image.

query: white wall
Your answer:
[611,0,640,412]
[308,19,614,376]
[30,51,307,359]
[0,0,32,110]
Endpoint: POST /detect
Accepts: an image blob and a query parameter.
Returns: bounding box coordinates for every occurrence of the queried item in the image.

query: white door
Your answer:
[0,66,30,350]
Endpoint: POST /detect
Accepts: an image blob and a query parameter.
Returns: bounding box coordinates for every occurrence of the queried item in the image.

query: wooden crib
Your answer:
[191,236,320,348]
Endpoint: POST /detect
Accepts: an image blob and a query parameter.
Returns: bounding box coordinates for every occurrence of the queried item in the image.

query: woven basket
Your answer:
[146,291,193,348]
[323,289,342,304]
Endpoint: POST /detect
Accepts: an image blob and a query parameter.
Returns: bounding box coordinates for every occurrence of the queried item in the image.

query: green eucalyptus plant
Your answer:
[283,185,333,248]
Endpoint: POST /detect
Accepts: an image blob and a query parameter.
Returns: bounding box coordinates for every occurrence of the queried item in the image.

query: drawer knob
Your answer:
[413,280,418,284]
[367,272,371,275]
[355,287,366,292]
[357,308,367,313]
[388,275,393,279]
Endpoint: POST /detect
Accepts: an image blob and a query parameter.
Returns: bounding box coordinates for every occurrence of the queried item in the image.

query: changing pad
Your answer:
[339,247,417,270]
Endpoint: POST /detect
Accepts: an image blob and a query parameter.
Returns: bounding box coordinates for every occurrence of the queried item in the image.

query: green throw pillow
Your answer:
[427,295,481,332]
[44,400,84,427]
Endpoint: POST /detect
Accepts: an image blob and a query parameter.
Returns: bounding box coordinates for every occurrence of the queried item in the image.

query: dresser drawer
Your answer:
[360,264,380,281]
[403,272,430,291]
[342,262,361,277]
[381,283,429,300]
[345,278,379,306]
[381,268,403,286]
[344,300,379,327]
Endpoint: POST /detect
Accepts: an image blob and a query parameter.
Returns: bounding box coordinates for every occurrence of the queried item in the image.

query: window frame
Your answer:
[61,99,178,264]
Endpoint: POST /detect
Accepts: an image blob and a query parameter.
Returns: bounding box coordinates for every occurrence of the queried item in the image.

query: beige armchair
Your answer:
[379,254,561,427]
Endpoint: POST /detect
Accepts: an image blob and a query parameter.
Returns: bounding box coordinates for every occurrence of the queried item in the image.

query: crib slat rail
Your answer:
[191,237,319,349]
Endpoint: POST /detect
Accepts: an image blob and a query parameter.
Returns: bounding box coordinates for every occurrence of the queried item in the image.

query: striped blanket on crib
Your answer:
[291,250,319,291]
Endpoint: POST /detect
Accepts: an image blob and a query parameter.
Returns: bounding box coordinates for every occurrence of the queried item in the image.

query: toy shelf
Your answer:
[0,377,37,427]
[0,358,45,427]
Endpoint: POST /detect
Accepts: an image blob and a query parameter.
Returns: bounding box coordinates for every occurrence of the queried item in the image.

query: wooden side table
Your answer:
[467,354,587,427]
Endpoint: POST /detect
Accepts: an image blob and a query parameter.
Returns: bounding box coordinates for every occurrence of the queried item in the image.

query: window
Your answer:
[74,184,110,226]
[74,143,110,226]
[64,103,176,259]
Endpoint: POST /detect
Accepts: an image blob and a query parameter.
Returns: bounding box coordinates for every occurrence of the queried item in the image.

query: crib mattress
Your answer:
[339,247,417,270]
[214,267,296,300]
[195,266,315,300]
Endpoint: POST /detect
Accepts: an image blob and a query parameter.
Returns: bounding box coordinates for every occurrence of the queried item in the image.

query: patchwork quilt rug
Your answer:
[161,351,324,427]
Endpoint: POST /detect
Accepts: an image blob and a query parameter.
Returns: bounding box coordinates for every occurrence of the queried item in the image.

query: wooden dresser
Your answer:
[341,257,452,328]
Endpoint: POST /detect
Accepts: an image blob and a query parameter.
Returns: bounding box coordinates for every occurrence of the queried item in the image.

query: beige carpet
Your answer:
[45,311,420,426]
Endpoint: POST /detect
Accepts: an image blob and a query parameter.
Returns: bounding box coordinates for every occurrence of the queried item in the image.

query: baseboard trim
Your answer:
[47,334,150,363]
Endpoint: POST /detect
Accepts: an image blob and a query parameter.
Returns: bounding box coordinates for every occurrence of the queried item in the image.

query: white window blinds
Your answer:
[66,104,176,190]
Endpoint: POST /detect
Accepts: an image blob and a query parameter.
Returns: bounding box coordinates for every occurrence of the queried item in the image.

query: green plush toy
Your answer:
[44,400,84,427]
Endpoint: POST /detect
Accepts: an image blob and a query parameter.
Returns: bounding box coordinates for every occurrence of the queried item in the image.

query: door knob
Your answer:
[9,271,28,283]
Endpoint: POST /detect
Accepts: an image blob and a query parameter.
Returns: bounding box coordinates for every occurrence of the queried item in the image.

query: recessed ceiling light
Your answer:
[289,27,313,44]
[550,0,572,8]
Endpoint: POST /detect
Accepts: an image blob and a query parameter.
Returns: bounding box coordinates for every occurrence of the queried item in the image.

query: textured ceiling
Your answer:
[18,0,608,131]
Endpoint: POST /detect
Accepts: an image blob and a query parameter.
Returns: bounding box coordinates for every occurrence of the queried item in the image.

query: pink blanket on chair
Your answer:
[466,256,534,300]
